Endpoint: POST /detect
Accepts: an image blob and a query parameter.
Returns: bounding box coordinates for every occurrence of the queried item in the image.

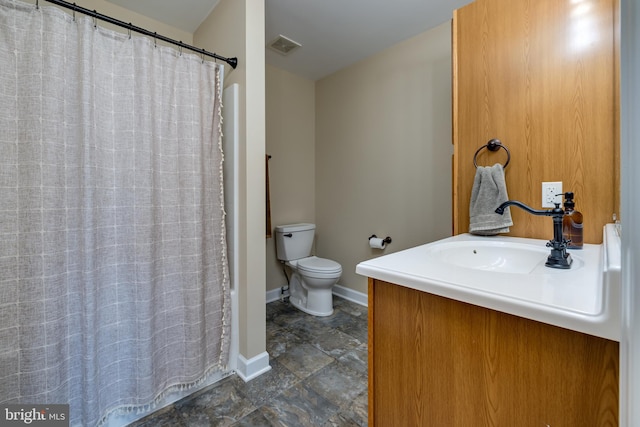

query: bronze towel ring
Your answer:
[473,139,510,169]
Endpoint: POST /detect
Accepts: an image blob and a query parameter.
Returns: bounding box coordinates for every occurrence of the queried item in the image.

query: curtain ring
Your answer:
[72,3,76,21]
[179,42,183,56]
[201,49,205,64]
[154,32,157,48]
[35,0,39,9]
[92,11,97,28]
[128,23,132,39]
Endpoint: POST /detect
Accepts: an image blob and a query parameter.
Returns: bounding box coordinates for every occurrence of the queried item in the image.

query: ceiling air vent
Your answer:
[267,35,301,56]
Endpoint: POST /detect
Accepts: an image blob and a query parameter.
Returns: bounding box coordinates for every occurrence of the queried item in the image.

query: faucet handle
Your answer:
[546,237,570,249]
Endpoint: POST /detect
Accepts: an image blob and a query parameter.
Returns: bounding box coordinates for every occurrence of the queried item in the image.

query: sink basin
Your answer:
[356,225,621,341]
[424,240,583,274]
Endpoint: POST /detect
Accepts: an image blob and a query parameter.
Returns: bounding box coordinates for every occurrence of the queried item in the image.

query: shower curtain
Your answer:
[0,1,230,426]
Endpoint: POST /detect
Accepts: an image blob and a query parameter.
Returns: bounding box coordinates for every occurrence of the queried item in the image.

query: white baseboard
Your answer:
[266,287,283,304]
[235,352,271,382]
[266,284,368,307]
[332,284,368,307]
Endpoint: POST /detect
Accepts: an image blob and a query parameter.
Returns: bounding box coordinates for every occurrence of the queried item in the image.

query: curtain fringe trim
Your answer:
[96,362,235,426]
[215,65,232,370]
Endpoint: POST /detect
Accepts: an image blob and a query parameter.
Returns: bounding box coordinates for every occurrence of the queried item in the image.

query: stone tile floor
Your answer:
[130,297,368,426]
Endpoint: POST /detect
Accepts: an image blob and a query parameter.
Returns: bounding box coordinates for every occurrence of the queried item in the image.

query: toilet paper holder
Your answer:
[369,235,392,245]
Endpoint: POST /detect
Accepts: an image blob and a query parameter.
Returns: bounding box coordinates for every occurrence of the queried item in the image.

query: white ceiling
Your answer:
[106,0,474,81]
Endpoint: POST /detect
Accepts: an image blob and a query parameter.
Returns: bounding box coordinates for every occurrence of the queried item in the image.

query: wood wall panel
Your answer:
[453,0,619,243]
[369,279,619,426]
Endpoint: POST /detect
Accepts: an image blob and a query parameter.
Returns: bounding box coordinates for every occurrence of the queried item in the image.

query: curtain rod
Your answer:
[38,0,238,69]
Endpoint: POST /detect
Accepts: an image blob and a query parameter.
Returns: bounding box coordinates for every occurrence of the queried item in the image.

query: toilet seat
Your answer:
[297,256,342,276]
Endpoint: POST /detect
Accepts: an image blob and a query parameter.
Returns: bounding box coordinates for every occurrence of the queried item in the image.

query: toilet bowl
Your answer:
[287,256,342,316]
[275,224,343,316]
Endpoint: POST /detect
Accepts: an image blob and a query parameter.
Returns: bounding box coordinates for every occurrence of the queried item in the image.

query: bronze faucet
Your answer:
[495,200,572,269]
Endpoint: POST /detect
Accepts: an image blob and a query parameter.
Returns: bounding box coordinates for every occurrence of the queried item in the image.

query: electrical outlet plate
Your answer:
[542,182,563,207]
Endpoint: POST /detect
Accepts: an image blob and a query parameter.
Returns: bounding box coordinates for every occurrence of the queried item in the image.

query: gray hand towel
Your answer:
[469,163,513,235]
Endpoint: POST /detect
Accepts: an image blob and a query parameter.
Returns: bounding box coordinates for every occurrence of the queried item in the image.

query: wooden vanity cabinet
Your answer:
[368,279,619,427]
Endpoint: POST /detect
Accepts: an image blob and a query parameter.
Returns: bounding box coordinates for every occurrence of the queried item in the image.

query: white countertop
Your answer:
[356,227,621,341]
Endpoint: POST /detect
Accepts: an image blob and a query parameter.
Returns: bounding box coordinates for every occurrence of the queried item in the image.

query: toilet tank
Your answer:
[275,223,315,261]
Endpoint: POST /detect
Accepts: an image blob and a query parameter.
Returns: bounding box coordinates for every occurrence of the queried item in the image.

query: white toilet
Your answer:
[275,223,342,316]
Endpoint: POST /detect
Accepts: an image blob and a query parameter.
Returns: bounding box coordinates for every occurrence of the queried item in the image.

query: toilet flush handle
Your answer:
[283,233,293,238]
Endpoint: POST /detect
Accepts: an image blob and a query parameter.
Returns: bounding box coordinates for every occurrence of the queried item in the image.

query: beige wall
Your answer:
[265,65,316,292]
[265,22,454,295]
[195,0,266,360]
[315,21,454,295]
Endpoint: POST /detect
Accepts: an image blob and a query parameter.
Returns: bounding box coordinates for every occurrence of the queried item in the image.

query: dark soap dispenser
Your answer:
[562,192,583,249]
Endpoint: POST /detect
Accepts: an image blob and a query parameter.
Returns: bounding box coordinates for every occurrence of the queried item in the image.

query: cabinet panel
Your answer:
[452,0,618,243]
[369,279,619,427]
